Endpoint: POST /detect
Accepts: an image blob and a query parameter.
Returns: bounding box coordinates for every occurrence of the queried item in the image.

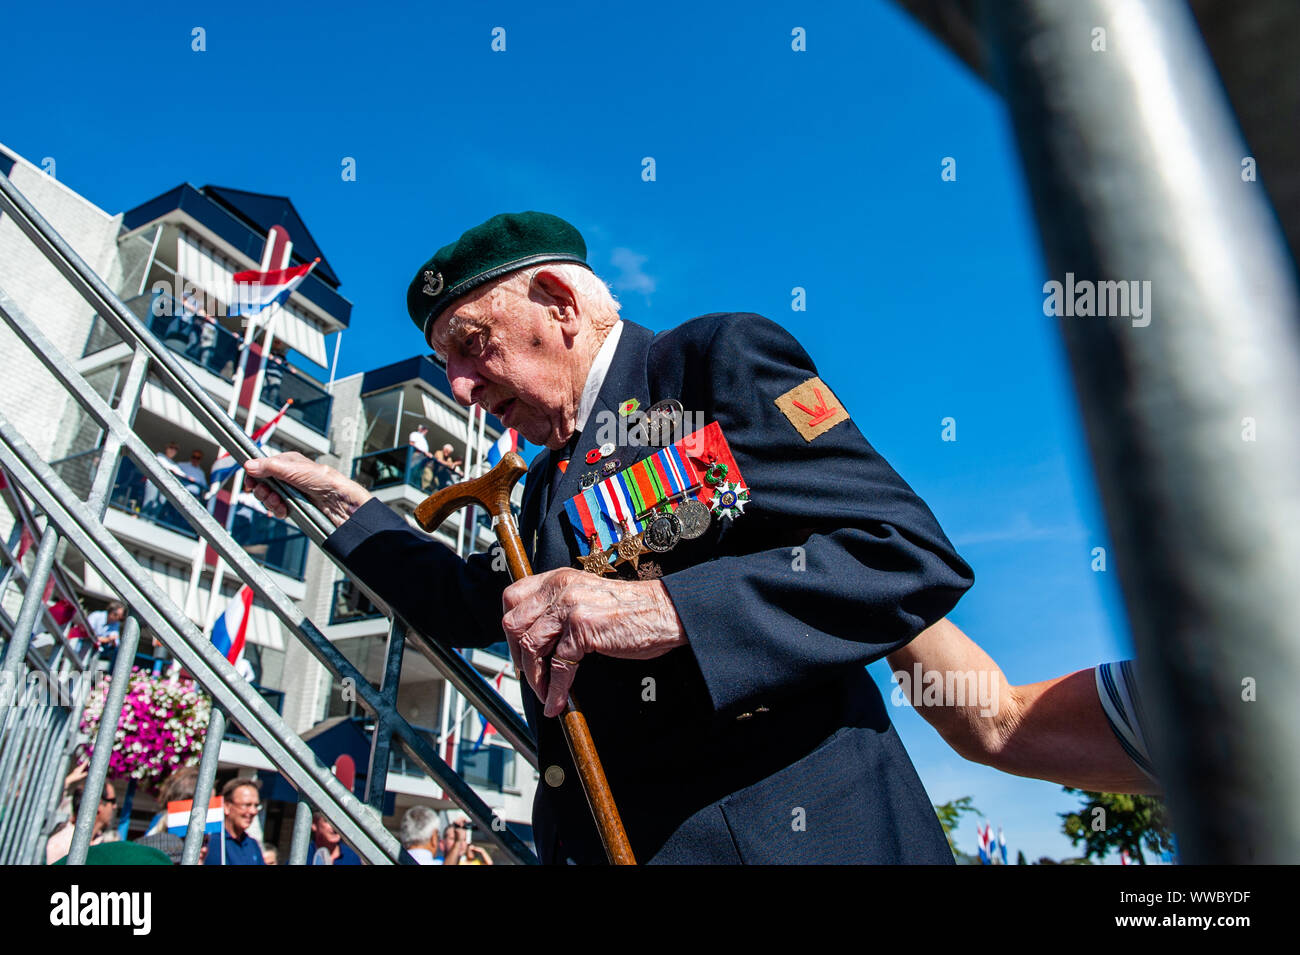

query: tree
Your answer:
[1060,789,1175,864]
[934,796,981,861]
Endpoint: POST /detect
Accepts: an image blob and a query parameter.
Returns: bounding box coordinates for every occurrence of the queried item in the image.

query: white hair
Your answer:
[511,262,621,325]
[400,805,439,847]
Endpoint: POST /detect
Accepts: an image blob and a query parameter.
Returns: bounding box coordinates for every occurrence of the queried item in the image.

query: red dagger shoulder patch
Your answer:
[774,376,850,442]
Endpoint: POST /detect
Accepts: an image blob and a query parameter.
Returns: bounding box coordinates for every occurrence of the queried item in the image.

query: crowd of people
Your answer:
[44,763,497,865]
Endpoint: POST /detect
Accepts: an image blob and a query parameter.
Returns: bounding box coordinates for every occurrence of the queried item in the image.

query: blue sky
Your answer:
[2,0,1138,861]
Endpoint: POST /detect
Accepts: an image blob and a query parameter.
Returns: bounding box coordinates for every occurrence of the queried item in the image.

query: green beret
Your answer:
[406,211,591,342]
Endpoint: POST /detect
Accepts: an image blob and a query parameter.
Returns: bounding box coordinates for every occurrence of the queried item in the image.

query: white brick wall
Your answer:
[0,143,125,464]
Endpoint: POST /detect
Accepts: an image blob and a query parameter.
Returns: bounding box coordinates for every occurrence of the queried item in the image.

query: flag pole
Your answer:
[201,242,297,629]
[182,236,281,622]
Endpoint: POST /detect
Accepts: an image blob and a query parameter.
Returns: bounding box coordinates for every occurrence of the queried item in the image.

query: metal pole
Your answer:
[181,705,225,865]
[0,683,49,859]
[982,0,1300,862]
[28,668,94,865]
[10,706,68,864]
[327,332,342,395]
[289,797,313,865]
[66,615,141,864]
[363,618,406,812]
[1,702,61,862]
[0,533,59,726]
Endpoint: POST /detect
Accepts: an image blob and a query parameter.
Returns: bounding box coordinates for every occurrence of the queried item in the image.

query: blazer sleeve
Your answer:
[659,314,974,714]
[323,498,508,648]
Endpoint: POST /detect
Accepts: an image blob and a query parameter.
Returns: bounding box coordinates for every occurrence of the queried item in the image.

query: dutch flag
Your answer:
[977,822,991,864]
[473,669,507,751]
[228,257,319,319]
[167,797,224,837]
[998,825,1007,865]
[209,585,253,669]
[206,400,293,499]
[486,428,523,466]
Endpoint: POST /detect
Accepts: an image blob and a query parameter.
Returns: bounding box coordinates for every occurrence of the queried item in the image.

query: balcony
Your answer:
[82,292,332,436]
[329,578,384,626]
[51,450,309,580]
[352,444,462,495]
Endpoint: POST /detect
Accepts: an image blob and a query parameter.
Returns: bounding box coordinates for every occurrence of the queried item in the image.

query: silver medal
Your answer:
[675,499,711,539]
[643,512,683,552]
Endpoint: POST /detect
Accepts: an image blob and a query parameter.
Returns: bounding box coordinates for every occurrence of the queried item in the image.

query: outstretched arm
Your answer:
[886,618,1160,794]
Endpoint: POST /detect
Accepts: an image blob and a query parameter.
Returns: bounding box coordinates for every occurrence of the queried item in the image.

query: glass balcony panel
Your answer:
[75,453,308,578]
[351,444,459,493]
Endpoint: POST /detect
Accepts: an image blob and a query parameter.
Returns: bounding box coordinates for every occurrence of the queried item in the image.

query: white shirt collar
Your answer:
[574,321,624,435]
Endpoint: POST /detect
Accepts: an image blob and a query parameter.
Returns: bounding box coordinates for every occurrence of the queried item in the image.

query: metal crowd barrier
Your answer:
[0,170,539,865]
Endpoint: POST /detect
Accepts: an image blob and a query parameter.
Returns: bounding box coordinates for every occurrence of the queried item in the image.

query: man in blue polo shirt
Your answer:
[204,778,265,865]
[308,810,362,865]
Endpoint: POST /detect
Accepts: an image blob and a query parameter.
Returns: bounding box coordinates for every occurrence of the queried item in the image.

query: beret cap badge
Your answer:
[422,270,444,296]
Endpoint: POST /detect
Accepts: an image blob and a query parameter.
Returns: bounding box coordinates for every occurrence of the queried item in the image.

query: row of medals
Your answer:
[578,399,726,580]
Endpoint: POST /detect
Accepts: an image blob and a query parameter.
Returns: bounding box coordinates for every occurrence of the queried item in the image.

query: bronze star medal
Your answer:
[577,533,616,576]
[612,518,646,571]
[579,544,617,576]
[616,531,646,572]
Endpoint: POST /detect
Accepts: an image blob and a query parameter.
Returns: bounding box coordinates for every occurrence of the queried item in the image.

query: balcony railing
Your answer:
[82,292,332,436]
[352,444,462,494]
[51,450,309,579]
[329,578,384,626]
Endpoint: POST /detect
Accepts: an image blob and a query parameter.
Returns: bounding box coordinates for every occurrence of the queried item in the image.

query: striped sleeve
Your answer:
[1095,660,1160,785]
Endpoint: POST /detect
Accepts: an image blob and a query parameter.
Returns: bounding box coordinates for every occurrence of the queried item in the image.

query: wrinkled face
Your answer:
[312,817,341,848]
[226,785,260,836]
[429,276,586,450]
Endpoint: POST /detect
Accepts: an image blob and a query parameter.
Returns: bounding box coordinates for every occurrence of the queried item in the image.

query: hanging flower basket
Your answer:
[79,667,212,793]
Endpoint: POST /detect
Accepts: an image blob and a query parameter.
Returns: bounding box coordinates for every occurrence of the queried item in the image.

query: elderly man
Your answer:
[399,805,441,864]
[246,212,973,864]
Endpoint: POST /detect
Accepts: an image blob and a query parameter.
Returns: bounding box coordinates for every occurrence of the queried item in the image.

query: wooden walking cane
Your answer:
[414,451,637,865]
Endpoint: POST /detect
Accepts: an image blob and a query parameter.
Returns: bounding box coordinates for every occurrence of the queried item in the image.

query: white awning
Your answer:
[142,381,205,436]
[418,391,466,440]
[269,304,329,368]
[418,391,493,457]
[176,231,234,307]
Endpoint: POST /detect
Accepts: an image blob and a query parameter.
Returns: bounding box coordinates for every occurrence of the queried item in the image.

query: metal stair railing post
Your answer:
[66,616,141,865]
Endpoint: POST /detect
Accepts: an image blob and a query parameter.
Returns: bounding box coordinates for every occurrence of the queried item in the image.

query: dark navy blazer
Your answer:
[325,314,974,864]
